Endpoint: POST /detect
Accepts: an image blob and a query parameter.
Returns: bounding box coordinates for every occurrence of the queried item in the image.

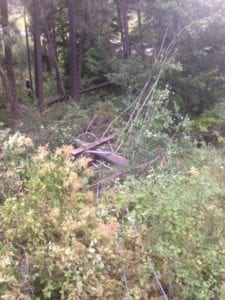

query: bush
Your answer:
[191,109,224,132]
[0,130,142,299]
[1,128,225,299]
[107,147,225,299]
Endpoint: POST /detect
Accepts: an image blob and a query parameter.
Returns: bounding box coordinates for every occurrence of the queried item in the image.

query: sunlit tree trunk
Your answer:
[66,0,80,102]
[114,0,125,53]
[32,0,44,112]
[137,5,145,63]
[49,2,65,95]
[24,5,34,93]
[119,0,131,58]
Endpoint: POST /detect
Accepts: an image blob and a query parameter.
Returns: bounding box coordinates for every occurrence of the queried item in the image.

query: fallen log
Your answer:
[45,95,65,108]
[45,82,112,108]
[80,82,112,94]
[73,135,129,167]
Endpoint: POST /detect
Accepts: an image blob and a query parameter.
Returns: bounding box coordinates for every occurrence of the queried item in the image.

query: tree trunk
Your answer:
[43,27,65,96]
[118,0,131,58]
[32,0,44,112]
[0,64,20,125]
[137,6,145,63]
[114,0,125,54]
[42,37,52,73]
[49,2,65,95]
[77,0,89,91]
[24,6,34,93]
[0,0,19,121]
[66,0,80,102]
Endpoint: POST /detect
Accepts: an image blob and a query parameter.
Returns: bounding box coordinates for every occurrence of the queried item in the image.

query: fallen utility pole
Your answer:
[73,134,129,167]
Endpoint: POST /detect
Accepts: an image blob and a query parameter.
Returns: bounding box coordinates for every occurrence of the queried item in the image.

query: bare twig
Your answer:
[156,26,169,64]
[148,258,169,300]
[115,240,132,300]
[95,159,113,170]
[85,115,97,133]
[78,131,97,140]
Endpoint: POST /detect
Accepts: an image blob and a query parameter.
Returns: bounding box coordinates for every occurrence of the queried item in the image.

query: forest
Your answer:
[0,0,225,299]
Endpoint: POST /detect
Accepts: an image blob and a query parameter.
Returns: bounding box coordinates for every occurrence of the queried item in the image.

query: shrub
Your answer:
[0,130,142,299]
[1,128,225,299]
[107,148,225,299]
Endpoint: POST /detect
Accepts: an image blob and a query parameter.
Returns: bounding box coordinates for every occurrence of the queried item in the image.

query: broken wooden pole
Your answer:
[88,149,129,167]
[72,134,129,167]
[72,134,115,156]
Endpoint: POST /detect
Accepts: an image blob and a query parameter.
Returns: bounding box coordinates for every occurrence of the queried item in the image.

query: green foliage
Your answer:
[108,146,225,299]
[0,129,34,202]
[107,58,149,92]
[190,104,225,133]
[1,127,225,299]
[0,129,142,299]
[2,0,225,298]
[3,0,225,123]
[17,99,123,150]
[191,109,223,132]
[167,15,225,115]
[121,86,189,163]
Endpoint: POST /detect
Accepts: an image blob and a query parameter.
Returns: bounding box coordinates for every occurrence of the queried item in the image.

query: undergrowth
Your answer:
[16,100,120,150]
[0,128,225,299]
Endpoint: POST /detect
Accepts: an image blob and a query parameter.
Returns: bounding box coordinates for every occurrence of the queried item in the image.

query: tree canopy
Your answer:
[1,0,225,119]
